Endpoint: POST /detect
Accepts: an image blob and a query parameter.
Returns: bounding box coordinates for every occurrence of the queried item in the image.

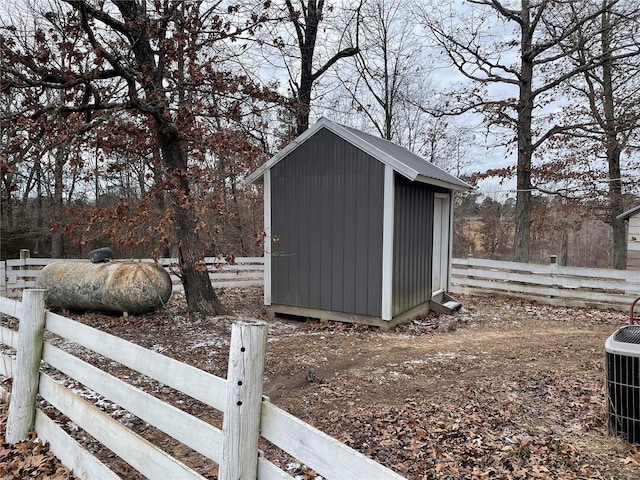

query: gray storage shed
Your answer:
[246,117,472,330]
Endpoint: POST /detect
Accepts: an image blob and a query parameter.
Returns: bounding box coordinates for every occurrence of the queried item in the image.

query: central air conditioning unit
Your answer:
[606,325,640,444]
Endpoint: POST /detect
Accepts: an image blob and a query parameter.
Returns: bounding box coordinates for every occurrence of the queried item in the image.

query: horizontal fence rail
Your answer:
[3,252,640,311]
[0,251,264,295]
[451,256,640,311]
[0,290,404,480]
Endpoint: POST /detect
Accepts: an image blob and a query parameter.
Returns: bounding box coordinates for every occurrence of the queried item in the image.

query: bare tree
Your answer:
[418,0,618,263]
[254,1,361,136]
[321,0,476,176]
[552,0,640,269]
[340,0,419,141]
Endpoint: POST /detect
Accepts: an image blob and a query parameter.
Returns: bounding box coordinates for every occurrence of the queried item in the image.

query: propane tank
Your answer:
[35,261,172,314]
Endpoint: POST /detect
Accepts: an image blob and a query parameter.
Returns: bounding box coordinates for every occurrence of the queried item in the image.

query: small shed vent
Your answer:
[606,325,640,444]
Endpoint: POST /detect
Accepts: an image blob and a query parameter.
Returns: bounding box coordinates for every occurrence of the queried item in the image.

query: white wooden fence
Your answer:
[3,251,640,311]
[0,290,404,480]
[0,250,264,295]
[159,256,264,290]
[450,256,640,311]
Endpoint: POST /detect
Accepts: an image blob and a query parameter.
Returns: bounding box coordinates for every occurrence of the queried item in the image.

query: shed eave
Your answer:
[618,205,640,221]
[414,174,473,191]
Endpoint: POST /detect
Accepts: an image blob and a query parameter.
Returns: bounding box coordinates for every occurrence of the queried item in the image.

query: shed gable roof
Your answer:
[618,205,640,221]
[246,117,472,191]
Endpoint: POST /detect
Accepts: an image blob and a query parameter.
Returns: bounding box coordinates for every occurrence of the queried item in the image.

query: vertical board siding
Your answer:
[271,129,384,316]
[392,175,435,316]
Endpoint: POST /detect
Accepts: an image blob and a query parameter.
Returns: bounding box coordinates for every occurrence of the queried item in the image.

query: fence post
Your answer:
[463,254,473,290]
[18,249,31,290]
[5,289,47,443]
[220,321,268,480]
[550,255,558,299]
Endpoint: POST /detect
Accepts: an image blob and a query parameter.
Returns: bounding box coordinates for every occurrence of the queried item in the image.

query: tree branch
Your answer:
[285,0,305,53]
[311,46,359,81]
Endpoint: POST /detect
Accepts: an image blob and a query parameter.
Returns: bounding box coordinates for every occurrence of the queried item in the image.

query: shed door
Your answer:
[432,194,450,296]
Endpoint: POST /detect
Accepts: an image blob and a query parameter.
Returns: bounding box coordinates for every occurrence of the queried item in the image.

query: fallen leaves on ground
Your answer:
[1,289,640,479]
[0,404,73,479]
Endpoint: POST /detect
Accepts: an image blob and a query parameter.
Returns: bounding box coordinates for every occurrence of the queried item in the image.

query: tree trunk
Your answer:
[609,149,626,269]
[297,70,313,135]
[51,148,66,258]
[295,1,318,136]
[601,4,627,269]
[229,166,248,256]
[0,175,12,234]
[110,0,225,314]
[558,231,568,266]
[156,122,226,316]
[514,0,534,264]
[290,0,359,135]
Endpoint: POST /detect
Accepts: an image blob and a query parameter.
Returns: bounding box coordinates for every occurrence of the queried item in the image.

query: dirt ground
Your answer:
[2,287,640,479]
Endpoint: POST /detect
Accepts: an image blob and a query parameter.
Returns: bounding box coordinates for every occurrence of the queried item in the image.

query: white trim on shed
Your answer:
[263,170,272,305]
[381,165,395,321]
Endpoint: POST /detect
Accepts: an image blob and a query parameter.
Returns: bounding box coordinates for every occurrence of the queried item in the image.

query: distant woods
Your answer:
[454,183,628,269]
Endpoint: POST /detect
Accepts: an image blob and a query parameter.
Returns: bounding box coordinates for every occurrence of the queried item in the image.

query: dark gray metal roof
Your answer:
[246,117,473,191]
[618,205,640,221]
[340,124,471,190]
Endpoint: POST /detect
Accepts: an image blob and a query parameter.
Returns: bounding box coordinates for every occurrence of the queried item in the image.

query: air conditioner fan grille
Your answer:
[613,325,640,344]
